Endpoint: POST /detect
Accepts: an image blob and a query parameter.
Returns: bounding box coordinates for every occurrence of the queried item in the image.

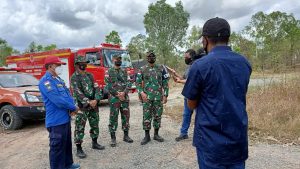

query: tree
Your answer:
[127,34,147,60]
[245,11,300,71]
[105,30,122,46]
[0,38,19,66]
[230,32,256,67]
[44,44,57,51]
[25,42,57,53]
[27,41,37,53]
[144,0,189,65]
[186,25,202,50]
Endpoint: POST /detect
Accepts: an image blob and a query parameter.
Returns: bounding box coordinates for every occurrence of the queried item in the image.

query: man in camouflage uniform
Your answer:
[70,56,105,159]
[136,51,170,145]
[105,54,133,147]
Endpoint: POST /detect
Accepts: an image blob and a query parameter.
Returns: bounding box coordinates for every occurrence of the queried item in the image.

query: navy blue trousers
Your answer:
[47,122,73,169]
[196,148,245,169]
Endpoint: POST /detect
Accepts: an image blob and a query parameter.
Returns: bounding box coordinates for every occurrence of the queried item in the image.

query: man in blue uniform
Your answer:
[182,17,252,169]
[39,56,80,169]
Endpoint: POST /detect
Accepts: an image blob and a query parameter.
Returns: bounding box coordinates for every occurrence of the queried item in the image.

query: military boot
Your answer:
[140,130,151,145]
[123,131,133,143]
[153,128,164,142]
[76,144,87,159]
[92,138,105,150]
[110,132,117,147]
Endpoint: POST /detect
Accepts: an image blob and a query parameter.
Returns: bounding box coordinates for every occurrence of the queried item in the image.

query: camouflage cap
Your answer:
[146,50,155,57]
[75,56,89,64]
[112,54,122,59]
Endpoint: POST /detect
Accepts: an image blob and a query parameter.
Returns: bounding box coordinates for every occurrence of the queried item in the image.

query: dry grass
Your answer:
[165,73,300,144]
[247,76,300,144]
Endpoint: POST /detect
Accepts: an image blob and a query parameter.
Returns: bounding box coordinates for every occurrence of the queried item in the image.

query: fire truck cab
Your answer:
[6,43,136,99]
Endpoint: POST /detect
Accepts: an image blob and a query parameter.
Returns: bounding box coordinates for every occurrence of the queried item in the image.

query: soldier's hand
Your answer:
[140,92,148,102]
[90,100,98,108]
[70,111,77,116]
[117,92,125,101]
[162,96,168,104]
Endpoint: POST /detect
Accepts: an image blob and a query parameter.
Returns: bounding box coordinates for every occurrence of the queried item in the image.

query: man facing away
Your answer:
[182,17,252,169]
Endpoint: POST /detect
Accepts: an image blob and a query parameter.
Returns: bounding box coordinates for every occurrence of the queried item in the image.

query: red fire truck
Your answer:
[5,43,136,98]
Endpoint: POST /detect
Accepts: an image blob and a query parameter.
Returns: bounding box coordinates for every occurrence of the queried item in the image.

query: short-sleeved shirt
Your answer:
[39,72,77,128]
[182,46,252,165]
[182,65,191,79]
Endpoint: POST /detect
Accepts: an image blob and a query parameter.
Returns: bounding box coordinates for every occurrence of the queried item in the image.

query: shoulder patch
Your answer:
[44,81,52,91]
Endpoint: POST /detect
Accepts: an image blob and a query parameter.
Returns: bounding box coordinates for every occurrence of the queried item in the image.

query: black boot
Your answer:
[123,131,133,143]
[76,144,87,159]
[92,138,105,150]
[110,132,117,147]
[141,130,151,145]
[153,128,164,142]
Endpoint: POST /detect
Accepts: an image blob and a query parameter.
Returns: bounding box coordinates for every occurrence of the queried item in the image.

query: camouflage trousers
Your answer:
[142,100,163,130]
[74,110,99,144]
[108,97,130,133]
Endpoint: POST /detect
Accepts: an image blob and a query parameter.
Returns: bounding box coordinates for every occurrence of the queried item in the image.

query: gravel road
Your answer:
[0,88,299,169]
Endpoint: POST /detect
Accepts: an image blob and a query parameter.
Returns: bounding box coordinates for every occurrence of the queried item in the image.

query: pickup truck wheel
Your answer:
[0,105,23,130]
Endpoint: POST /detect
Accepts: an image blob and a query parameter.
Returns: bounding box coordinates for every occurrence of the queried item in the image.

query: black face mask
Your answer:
[115,61,122,66]
[148,57,156,64]
[203,37,208,54]
[185,58,193,65]
[78,64,87,71]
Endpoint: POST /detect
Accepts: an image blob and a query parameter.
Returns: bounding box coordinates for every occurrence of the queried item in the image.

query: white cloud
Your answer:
[0,0,299,52]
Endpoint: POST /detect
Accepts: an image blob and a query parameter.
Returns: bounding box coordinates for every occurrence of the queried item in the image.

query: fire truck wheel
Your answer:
[0,105,23,130]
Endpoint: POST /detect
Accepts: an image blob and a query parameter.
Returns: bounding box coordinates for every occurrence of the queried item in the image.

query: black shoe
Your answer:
[153,134,164,142]
[92,138,105,150]
[110,132,117,147]
[123,131,133,143]
[141,130,151,145]
[175,134,188,142]
[154,128,164,142]
[76,144,87,159]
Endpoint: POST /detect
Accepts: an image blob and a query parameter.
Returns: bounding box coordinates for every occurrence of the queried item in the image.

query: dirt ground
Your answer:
[0,87,300,169]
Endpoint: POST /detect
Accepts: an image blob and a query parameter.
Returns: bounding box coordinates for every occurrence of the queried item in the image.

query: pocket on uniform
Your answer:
[57,87,68,97]
[49,133,63,150]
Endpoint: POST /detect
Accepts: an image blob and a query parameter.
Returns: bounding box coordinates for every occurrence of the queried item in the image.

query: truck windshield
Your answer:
[0,73,39,88]
[103,49,132,68]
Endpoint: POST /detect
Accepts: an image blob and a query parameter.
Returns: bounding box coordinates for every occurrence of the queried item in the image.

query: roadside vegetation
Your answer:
[166,72,300,144]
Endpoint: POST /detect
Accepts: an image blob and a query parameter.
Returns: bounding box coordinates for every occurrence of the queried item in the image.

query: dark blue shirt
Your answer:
[182,46,251,165]
[39,72,77,128]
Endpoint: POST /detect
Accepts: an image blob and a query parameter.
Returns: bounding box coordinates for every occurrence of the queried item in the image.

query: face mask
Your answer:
[115,61,122,66]
[148,57,156,64]
[78,64,87,71]
[55,66,63,75]
[185,58,192,65]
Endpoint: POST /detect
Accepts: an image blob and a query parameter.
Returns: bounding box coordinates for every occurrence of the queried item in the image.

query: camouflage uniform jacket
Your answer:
[136,64,169,101]
[70,71,102,111]
[105,67,130,101]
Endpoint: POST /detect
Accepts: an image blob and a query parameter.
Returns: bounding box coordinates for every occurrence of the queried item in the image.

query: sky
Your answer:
[1,0,300,52]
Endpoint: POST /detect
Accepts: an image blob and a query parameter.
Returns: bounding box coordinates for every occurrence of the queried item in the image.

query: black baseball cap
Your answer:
[201,17,231,37]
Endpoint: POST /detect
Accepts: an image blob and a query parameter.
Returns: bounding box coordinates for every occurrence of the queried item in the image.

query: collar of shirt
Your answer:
[209,45,232,54]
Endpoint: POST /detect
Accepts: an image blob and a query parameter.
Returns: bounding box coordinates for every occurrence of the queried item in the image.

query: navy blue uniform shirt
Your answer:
[182,46,252,165]
[39,71,77,128]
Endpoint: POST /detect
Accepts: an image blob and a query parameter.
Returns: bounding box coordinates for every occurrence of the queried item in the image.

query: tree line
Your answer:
[1,0,300,72]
